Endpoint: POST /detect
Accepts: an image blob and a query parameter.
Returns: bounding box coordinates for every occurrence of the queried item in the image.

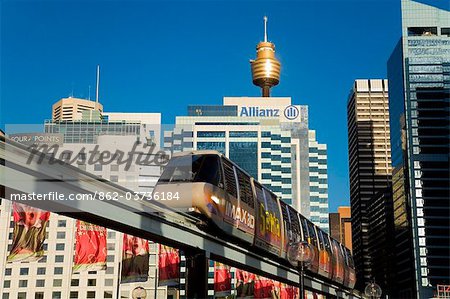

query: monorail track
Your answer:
[0,137,362,298]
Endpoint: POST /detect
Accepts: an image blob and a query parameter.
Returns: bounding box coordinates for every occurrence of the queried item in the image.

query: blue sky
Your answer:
[1,0,402,212]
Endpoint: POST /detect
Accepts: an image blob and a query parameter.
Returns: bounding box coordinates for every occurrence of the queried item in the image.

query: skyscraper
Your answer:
[387,0,450,297]
[347,79,392,291]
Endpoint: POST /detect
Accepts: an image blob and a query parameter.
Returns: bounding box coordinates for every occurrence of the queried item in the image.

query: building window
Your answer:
[3,280,10,288]
[110,175,119,182]
[197,131,225,138]
[94,164,103,171]
[87,291,96,298]
[53,279,62,287]
[70,279,79,286]
[35,293,44,299]
[104,292,113,298]
[54,267,63,275]
[106,267,115,274]
[229,131,258,138]
[87,279,96,286]
[105,279,114,286]
[17,293,26,299]
[4,268,11,276]
[20,268,29,275]
[56,243,65,250]
[56,232,65,239]
[111,164,119,171]
[55,255,64,263]
[37,267,46,275]
[36,280,45,287]
[107,255,114,262]
[107,243,115,250]
[38,256,47,263]
[19,280,28,287]
[2,293,9,299]
[52,292,62,299]
[107,231,116,239]
[88,271,97,274]
[57,220,66,227]
[69,292,78,299]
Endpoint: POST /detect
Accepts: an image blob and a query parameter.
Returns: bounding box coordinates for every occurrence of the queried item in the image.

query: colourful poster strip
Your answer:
[121,234,150,283]
[7,203,50,262]
[73,220,107,272]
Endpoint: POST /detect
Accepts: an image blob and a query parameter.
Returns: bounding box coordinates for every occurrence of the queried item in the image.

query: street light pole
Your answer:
[287,241,314,299]
[299,261,305,299]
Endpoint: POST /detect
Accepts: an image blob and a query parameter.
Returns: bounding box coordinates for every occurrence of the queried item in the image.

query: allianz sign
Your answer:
[239,105,300,120]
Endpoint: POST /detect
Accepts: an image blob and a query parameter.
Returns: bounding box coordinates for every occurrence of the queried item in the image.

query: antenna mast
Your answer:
[264,16,268,42]
[95,65,100,104]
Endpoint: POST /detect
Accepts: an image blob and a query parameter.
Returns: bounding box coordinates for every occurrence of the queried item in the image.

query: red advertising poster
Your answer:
[158,244,180,286]
[254,275,275,299]
[7,203,50,262]
[121,234,150,283]
[73,220,107,272]
[277,283,299,299]
[214,261,232,297]
[236,269,255,299]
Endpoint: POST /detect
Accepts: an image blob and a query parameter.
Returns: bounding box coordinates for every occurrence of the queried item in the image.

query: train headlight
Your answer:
[210,195,220,204]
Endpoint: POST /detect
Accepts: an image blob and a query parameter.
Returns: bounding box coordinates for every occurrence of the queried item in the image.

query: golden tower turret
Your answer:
[250,16,281,97]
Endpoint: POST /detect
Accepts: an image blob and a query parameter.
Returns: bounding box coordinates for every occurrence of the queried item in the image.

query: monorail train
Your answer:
[153,150,356,289]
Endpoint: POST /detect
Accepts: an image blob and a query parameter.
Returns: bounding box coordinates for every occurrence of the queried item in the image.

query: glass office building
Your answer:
[164,97,329,231]
[387,0,450,297]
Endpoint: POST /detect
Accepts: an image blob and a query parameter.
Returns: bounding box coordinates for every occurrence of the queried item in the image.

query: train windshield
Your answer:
[158,154,223,187]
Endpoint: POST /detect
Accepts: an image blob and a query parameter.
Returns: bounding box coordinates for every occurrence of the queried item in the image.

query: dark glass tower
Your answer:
[347,79,392,292]
[387,0,450,297]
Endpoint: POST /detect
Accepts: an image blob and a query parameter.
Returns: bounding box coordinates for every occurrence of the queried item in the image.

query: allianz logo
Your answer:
[239,105,299,120]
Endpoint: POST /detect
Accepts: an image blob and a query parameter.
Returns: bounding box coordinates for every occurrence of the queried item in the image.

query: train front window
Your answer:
[158,154,222,187]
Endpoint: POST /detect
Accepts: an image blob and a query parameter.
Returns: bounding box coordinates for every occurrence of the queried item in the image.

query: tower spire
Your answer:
[250,16,281,97]
[264,16,268,42]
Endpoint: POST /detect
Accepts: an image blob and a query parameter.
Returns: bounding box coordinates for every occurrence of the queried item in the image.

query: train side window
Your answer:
[345,248,355,268]
[322,232,332,252]
[317,230,325,250]
[194,155,223,187]
[222,158,238,199]
[288,206,302,238]
[307,222,318,246]
[300,218,309,242]
[341,245,352,267]
[236,168,255,207]
[280,201,290,231]
[332,240,342,261]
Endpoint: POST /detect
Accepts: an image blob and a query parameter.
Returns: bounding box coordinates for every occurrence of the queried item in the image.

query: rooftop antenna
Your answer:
[264,16,268,42]
[88,85,91,100]
[70,82,74,98]
[95,65,100,104]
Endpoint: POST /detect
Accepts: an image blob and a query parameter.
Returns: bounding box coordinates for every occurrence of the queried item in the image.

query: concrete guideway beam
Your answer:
[0,138,362,298]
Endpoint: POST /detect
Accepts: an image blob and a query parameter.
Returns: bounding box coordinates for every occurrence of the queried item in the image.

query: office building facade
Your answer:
[367,187,395,297]
[347,79,392,290]
[165,96,329,230]
[52,97,103,122]
[308,130,329,232]
[387,0,450,297]
[0,110,169,299]
[329,206,352,251]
